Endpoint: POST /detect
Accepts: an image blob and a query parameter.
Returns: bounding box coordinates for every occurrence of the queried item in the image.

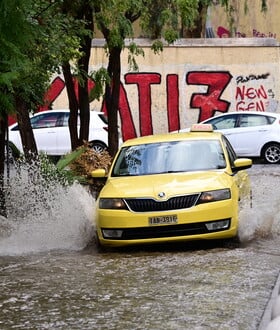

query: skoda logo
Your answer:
[158,192,165,198]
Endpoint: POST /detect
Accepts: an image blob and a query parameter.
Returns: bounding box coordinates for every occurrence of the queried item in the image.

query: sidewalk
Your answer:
[259,270,280,329]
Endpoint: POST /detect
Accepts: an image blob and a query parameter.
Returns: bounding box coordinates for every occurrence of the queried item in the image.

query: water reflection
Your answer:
[0,163,280,329]
[1,243,280,329]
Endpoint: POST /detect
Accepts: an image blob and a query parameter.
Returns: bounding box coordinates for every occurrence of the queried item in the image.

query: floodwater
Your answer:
[0,163,280,330]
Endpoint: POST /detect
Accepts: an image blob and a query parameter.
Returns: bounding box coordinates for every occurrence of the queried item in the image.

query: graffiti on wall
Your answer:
[41,69,277,141]
[216,25,277,39]
[234,73,277,113]
[235,29,277,39]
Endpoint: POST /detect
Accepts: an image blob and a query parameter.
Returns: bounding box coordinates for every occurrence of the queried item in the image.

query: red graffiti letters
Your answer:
[25,70,272,141]
[235,84,268,111]
[104,82,137,141]
[167,74,180,131]
[186,71,232,122]
[125,73,161,136]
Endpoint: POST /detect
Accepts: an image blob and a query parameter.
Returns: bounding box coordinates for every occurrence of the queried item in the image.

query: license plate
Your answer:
[148,215,178,226]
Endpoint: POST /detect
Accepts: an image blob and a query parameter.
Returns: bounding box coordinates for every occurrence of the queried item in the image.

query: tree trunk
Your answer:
[105,46,121,157]
[62,5,93,151]
[0,114,7,217]
[15,96,38,162]
[62,62,79,151]
[77,6,93,145]
[78,79,90,146]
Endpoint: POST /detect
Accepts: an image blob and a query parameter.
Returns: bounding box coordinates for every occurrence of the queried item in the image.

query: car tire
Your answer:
[261,143,280,164]
[223,235,241,249]
[94,231,109,253]
[90,141,107,153]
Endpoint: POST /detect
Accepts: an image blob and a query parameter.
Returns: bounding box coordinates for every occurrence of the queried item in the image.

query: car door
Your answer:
[227,114,270,156]
[30,112,61,154]
[222,136,251,201]
[54,112,72,155]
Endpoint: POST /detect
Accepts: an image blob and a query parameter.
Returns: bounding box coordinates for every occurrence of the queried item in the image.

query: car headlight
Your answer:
[99,198,128,209]
[197,189,231,204]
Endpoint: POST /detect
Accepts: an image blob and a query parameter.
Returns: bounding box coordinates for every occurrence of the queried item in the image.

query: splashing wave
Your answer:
[238,165,280,243]
[0,162,95,256]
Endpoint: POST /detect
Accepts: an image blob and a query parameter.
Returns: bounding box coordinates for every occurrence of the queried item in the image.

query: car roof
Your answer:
[122,131,223,147]
[203,111,280,118]
[32,109,105,115]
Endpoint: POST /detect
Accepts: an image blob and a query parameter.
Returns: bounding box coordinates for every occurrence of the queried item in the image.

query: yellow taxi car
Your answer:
[92,124,252,249]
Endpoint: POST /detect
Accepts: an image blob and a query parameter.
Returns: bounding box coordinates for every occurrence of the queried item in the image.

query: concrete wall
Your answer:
[51,38,280,141]
[209,0,280,39]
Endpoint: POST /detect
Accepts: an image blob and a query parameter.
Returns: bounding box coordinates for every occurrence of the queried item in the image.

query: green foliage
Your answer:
[38,154,75,186]
[56,147,86,171]
[127,43,145,71]
[0,0,89,118]
[261,0,268,11]
[178,0,200,29]
[140,0,199,40]
[12,147,93,188]
[0,0,33,115]
[89,68,111,101]
[96,10,134,50]
[0,71,16,114]
[163,30,179,44]
[151,40,164,54]
[218,0,267,35]
[38,150,88,186]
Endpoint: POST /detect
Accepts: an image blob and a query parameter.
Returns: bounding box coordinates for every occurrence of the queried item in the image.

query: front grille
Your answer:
[102,219,231,240]
[125,194,200,212]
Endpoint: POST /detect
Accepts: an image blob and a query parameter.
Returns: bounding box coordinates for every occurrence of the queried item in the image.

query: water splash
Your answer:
[0,161,95,256]
[238,165,280,243]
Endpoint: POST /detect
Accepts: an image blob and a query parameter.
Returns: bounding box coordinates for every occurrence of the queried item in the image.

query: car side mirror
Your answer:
[232,158,252,172]
[91,168,107,178]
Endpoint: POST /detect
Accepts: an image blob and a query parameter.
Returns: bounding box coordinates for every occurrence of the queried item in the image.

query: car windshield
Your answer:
[112,139,226,176]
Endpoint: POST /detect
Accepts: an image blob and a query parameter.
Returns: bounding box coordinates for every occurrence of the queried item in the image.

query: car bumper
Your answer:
[95,199,239,247]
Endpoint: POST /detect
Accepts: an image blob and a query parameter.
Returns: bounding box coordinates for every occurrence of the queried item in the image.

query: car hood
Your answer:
[100,170,233,199]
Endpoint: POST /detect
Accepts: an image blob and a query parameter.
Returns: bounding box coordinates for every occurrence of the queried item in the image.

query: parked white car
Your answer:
[8,109,113,156]
[198,111,280,164]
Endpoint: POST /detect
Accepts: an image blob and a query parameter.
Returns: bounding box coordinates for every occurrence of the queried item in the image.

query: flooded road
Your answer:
[0,163,280,329]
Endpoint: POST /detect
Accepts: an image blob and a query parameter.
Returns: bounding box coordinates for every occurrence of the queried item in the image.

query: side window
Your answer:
[267,115,276,124]
[56,113,69,127]
[222,135,237,167]
[208,115,237,129]
[10,124,19,131]
[112,145,147,176]
[31,113,58,128]
[239,114,272,127]
[98,113,108,124]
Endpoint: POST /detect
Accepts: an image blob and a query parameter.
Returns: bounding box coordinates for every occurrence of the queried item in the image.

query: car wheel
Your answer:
[261,143,280,164]
[223,235,241,249]
[90,141,107,153]
[94,231,109,253]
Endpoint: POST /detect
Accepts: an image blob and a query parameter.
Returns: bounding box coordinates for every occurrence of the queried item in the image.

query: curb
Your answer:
[258,270,280,329]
